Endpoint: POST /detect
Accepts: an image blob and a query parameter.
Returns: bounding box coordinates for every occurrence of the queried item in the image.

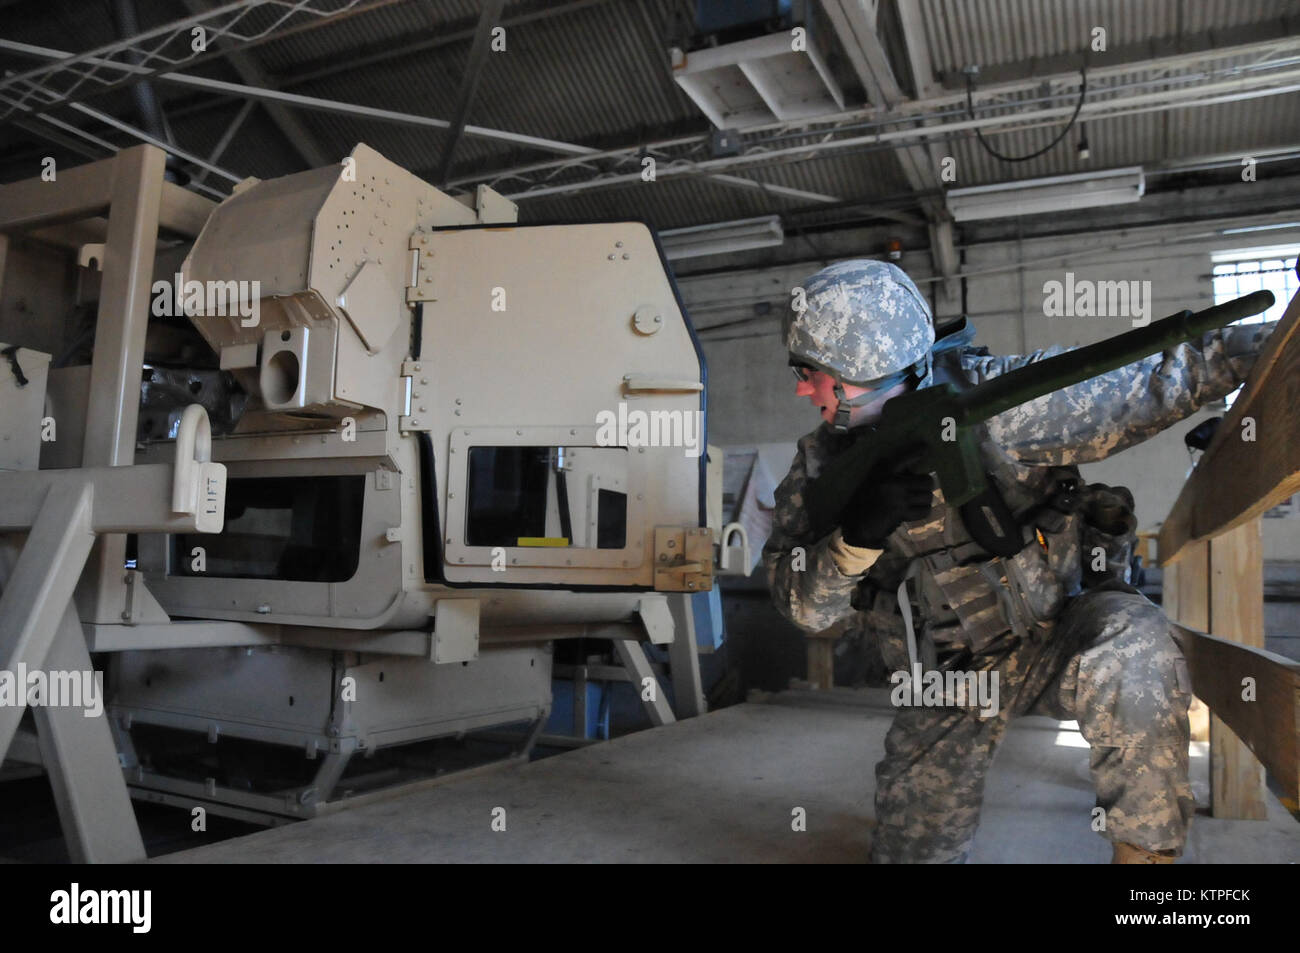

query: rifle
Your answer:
[805,290,1276,553]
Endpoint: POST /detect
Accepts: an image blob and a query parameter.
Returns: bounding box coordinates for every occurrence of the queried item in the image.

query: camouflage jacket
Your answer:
[763,320,1277,651]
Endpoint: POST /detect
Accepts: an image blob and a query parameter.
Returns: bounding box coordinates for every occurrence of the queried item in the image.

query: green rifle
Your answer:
[805,290,1276,549]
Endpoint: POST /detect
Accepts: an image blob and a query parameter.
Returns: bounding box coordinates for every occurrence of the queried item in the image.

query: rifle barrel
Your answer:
[954,290,1275,425]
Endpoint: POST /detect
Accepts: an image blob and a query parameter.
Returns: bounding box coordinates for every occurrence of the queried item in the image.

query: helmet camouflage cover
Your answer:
[785,259,935,386]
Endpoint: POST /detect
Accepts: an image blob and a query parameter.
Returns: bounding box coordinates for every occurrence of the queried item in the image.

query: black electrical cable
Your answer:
[966,67,1088,163]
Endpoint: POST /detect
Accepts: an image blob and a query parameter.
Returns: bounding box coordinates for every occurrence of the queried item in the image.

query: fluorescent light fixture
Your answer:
[659,215,784,260]
[945,167,1145,222]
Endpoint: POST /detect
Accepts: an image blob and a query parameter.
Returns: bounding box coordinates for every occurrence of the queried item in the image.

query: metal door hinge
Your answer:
[407,231,436,304]
[399,359,432,432]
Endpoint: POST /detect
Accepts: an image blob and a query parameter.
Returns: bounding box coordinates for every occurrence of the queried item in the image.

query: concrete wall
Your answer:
[683,220,1300,558]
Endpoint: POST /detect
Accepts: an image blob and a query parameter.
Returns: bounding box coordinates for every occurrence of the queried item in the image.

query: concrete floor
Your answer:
[158,689,1300,863]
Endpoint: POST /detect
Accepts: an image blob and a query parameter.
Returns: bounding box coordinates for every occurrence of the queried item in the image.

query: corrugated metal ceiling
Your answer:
[0,0,1296,232]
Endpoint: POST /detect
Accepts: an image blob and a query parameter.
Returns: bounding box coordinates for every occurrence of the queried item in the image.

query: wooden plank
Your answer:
[1160,288,1300,564]
[1207,520,1269,818]
[1160,551,1209,742]
[1171,622,1299,808]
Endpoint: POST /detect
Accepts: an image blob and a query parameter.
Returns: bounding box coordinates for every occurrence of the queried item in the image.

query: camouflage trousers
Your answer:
[870,587,1195,863]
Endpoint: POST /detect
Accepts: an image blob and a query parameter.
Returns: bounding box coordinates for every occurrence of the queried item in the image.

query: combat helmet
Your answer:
[784,259,935,430]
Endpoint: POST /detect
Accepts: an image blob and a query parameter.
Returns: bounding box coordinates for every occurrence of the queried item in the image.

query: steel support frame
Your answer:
[0,146,215,862]
[0,484,146,862]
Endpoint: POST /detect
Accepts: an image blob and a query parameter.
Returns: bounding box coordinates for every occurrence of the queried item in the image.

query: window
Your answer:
[1211,243,1298,517]
[171,475,366,581]
[1211,244,1298,323]
[1211,243,1298,408]
[465,446,628,549]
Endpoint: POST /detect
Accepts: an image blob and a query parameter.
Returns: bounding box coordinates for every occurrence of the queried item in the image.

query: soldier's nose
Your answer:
[795,379,815,397]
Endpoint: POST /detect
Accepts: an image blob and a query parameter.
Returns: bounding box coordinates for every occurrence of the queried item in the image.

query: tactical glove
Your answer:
[839,448,935,548]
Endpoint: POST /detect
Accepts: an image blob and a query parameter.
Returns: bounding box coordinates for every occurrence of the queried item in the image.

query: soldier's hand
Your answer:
[840,448,935,548]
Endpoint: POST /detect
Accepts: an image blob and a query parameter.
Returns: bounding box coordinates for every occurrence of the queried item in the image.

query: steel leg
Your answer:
[0,481,95,756]
[612,639,675,726]
[667,593,706,718]
[34,604,146,862]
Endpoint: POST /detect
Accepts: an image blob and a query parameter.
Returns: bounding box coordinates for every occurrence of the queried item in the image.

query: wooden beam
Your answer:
[1207,519,1269,818]
[806,637,835,691]
[1172,619,1299,808]
[1161,540,1210,741]
[1159,288,1300,564]
[0,152,114,233]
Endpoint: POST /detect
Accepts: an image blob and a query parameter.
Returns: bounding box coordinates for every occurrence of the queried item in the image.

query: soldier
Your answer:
[763,259,1276,864]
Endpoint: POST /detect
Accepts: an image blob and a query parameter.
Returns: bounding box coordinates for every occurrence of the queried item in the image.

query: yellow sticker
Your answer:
[516,537,571,547]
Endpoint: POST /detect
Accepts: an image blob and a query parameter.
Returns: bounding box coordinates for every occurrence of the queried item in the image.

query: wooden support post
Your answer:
[806,635,836,691]
[1163,540,1210,742]
[1208,520,1269,819]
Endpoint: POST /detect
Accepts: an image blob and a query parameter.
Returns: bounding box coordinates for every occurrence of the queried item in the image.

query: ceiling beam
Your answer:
[822,0,901,108]
[275,0,608,90]
[890,0,940,99]
[435,0,506,187]
[931,16,1300,91]
[825,0,957,303]
[177,0,332,170]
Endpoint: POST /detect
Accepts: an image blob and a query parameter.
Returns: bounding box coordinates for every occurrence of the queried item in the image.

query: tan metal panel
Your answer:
[421,222,703,589]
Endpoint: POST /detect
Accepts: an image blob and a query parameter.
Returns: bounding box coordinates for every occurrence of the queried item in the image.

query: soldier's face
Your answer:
[795,370,906,426]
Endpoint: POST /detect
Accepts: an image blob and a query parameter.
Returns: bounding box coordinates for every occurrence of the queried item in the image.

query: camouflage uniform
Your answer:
[766,261,1276,863]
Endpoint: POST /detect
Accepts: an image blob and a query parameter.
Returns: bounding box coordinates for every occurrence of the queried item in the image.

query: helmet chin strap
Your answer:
[831,381,879,432]
[830,351,932,432]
